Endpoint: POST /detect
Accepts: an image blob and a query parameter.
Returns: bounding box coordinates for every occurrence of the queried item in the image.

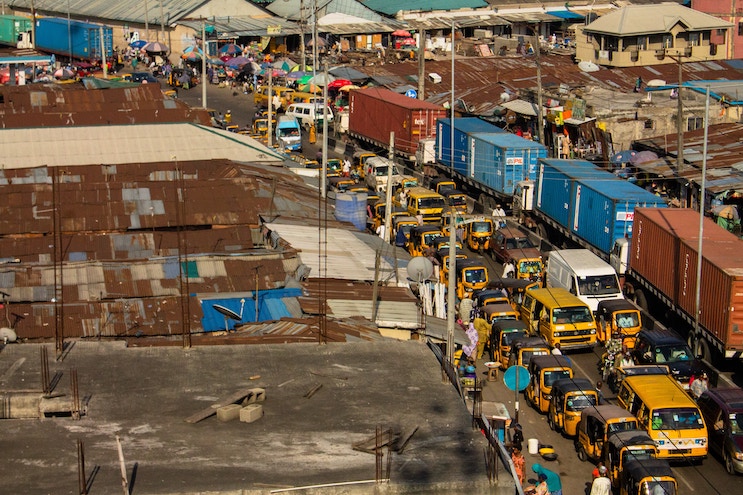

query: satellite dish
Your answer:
[213,299,246,332]
[407,256,434,282]
[0,327,17,343]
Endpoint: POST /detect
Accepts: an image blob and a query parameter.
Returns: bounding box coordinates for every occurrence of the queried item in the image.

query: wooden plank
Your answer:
[184,388,255,424]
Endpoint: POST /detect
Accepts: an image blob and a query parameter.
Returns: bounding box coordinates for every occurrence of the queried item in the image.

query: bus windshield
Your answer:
[553,306,593,324]
[651,408,704,430]
[418,197,446,209]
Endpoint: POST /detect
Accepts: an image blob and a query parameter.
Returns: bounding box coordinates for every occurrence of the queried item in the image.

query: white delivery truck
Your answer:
[546,249,623,313]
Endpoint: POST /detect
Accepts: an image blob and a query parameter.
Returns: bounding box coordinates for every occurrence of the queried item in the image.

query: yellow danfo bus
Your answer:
[519,288,598,350]
[617,374,708,461]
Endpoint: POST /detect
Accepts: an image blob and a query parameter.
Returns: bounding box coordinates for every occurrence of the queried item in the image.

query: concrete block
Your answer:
[241,388,266,405]
[216,403,242,422]
[240,404,263,423]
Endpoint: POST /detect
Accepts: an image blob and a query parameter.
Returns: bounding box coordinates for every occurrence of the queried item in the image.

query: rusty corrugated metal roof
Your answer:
[0,83,211,127]
[365,55,743,117]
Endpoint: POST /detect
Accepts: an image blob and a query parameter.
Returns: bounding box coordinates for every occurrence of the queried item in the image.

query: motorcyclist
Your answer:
[600,332,623,383]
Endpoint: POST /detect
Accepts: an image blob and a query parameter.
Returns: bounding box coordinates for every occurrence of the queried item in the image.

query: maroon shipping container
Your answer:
[630,208,743,353]
[348,87,447,157]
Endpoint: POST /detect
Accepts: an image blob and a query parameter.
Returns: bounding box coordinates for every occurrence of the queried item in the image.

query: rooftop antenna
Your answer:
[213,298,245,332]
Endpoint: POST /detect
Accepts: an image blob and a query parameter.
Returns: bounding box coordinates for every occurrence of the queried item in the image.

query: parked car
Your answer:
[127,71,159,84]
[697,387,743,474]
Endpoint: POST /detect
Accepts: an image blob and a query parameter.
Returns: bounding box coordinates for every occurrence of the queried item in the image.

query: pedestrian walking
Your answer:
[589,465,611,495]
[511,447,525,485]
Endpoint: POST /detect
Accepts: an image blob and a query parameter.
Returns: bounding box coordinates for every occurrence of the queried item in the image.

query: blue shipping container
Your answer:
[35,17,113,59]
[570,179,667,254]
[470,132,547,195]
[436,118,504,175]
[535,159,613,228]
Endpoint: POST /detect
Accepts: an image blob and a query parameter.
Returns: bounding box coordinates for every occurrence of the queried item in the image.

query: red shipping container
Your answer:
[631,208,743,353]
[348,87,447,157]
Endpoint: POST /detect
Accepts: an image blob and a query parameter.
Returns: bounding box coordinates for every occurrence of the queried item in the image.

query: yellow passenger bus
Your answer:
[617,374,708,461]
[405,187,446,224]
[519,288,598,350]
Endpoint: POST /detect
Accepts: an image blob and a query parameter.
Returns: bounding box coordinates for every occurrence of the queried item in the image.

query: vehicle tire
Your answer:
[547,416,555,430]
[724,449,736,475]
[634,289,648,311]
[577,445,587,462]
[537,223,548,240]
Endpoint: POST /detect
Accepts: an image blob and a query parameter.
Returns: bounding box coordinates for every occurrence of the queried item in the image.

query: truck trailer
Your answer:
[348,88,446,159]
[434,118,547,209]
[529,159,667,258]
[0,15,32,48]
[18,17,113,60]
[610,208,743,362]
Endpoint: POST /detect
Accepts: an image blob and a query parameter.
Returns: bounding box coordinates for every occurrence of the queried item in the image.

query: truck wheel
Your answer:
[694,338,712,363]
[537,224,548,240]
[633,289,648,311]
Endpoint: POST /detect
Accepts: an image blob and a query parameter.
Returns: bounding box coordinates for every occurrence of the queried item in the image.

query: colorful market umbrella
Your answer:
[129,40,147,49]
[181,51,202,62]
[392,29,412,37]
[209,58,225,66]
[338,84,360,92]
[305,73,336,86]
[219,55,232,62]
[299,83,322,94]
[219,43,243,55]
[183,45,203,55]
[143,41,168,53]
[259,68,286,78]
[54,67,75,80]
[327,79,352,90]
[298,74,313,85]
[630,150,660,165]
[225,56,249,68]
[610,150,637,165]
[286,71,306,79]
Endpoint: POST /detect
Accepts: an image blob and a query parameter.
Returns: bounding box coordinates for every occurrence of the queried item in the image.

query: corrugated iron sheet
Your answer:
[265,223,396,282]
[0,83,210,128]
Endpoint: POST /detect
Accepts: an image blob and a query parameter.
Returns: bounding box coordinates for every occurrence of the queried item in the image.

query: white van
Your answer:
[285,102,334,130]
[364,156,402,192]
[546,249,623,313]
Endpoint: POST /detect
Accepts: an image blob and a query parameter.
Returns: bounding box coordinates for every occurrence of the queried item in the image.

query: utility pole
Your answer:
[676,57,684,173]
[300,0,306,71]
[417,28,425,100]
[201,19,207,109]
[532,23,545,146]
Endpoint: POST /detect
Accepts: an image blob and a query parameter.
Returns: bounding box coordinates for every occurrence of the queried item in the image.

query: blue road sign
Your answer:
[503,365,530,391]
[405,89,417,98]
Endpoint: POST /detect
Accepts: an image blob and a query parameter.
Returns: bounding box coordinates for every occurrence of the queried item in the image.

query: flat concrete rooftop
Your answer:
[0,340,511,494]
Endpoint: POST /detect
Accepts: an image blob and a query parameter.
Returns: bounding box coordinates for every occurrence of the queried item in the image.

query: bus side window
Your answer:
[636,404,648,428]
[630,395,642,416]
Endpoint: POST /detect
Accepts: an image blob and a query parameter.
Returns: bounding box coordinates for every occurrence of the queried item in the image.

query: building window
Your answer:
[637,36,647,50]
[687,117,704,131]
[663,35,673,48]
[739,22,743,36]
[689,32,700,46]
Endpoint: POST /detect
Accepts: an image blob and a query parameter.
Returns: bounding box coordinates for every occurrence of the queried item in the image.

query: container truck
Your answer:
[527,159,667,259]
[18,17,113,60]
[0,15,32,48]
[610,208,743,362]
[348,88,447,159]
[433,119,546,207]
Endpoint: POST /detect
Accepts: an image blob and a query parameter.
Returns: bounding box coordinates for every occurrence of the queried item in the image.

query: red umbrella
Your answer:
[327,79,352,90]
[220,55,232,62]
[392,29,411,37]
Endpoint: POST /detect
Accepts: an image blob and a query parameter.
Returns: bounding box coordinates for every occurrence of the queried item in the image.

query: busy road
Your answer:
[176,78,743,493]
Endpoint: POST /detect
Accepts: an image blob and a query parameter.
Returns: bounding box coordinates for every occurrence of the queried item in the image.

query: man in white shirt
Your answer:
[590,466,611,495]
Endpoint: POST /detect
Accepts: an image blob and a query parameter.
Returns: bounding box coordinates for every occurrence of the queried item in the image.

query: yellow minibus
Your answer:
[519,288,598,350]
[617,374,708,461]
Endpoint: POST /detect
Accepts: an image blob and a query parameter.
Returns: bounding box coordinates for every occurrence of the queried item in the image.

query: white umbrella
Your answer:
[306,73,336,86]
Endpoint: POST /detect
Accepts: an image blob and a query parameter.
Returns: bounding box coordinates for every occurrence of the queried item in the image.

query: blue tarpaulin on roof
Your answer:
[201,287,303,331]
[548,10,585,20]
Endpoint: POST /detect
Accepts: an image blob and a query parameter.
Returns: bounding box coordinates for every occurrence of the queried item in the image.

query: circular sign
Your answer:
[405,89,417,99]
[503,365,530,392]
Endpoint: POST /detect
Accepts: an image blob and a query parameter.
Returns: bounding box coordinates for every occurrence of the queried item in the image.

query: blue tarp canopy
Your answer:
[548,10,585,20]
[200,287,302,331]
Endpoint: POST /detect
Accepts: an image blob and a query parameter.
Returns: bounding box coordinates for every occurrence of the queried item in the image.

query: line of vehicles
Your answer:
[344,96,743,367]
[341,100,743,484]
